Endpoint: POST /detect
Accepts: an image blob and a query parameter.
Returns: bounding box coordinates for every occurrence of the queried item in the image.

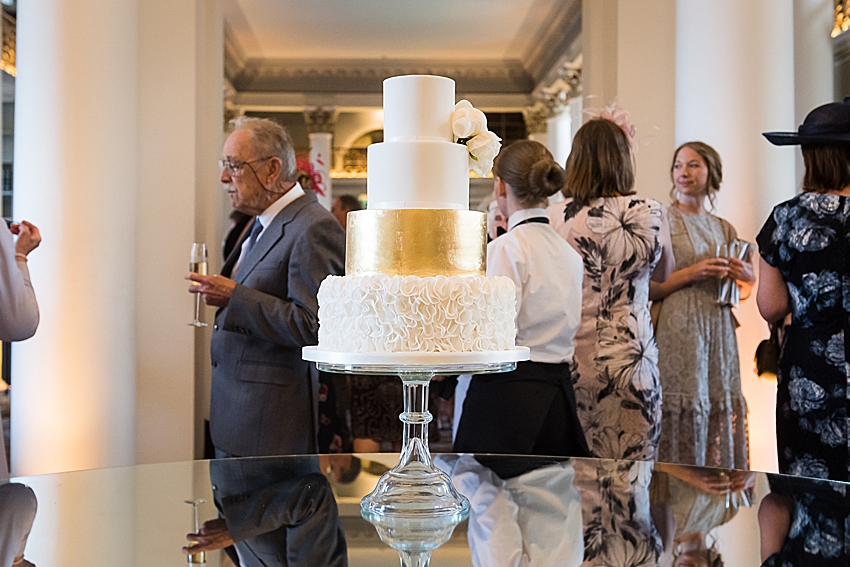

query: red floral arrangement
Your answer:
[296,157,326,196]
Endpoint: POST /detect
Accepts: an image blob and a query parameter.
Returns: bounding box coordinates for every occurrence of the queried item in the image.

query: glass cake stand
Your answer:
[302,347,529,523]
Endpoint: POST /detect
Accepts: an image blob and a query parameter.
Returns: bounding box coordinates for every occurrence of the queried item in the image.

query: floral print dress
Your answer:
[757,193,850,482]
[549,196,665,461]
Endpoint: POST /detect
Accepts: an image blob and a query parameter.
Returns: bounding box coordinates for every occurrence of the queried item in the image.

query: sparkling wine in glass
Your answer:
[188,243,208,327]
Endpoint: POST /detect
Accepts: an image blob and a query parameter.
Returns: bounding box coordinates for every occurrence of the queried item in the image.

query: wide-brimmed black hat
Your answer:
[763,98,850,145]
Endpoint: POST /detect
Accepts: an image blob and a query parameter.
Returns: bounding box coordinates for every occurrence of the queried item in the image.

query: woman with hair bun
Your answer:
[453,140,590,457]
[651,142,753,470]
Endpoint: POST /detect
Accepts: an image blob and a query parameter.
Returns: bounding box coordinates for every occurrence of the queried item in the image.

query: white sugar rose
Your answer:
[452,100,488,140]
[466,131,502,177]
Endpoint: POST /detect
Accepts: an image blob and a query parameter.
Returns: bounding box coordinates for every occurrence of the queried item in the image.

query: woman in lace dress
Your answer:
[651,142,754,469]
[548,115,674,460]
[757,100,850,482]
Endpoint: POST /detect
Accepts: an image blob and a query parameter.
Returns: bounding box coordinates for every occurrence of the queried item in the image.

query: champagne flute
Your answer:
[188,243,208,327]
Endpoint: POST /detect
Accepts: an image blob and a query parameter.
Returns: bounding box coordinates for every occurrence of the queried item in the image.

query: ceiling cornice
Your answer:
[232,91,535,112]
[224,0,582,98]
[224,23,247,83]
[522,0,581,84]
[228,58,536,94]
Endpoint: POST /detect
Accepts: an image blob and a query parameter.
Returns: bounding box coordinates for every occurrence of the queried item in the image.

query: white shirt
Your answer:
[486,208,583,364]
[233,183,305,276]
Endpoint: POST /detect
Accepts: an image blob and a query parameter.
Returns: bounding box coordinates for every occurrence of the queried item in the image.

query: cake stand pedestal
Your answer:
[303,347,529,566]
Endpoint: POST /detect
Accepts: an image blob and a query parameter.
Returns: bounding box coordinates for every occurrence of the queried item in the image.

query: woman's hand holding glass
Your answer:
[685,258,730,283]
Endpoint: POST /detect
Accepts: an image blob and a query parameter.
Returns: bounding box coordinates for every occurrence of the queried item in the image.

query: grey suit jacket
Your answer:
[210,190,345,457]
[209,457,347,567]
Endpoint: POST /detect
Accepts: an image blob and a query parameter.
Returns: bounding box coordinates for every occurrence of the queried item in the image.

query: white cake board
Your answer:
[302,346,530,367]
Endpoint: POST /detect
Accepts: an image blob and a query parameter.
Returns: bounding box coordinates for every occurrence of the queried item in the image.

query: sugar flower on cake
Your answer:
[452,100,488,139]
[452,100,502,176]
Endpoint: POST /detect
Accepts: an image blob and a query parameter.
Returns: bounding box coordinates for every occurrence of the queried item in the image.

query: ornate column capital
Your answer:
[303,106,338,134]
[533,67,582,118]
[523,105,551,134]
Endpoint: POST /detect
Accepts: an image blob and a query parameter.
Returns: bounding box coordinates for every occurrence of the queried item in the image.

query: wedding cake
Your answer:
[316,75,517,354]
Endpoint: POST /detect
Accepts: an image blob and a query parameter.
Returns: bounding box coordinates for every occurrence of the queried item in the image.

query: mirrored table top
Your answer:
[2,453,848,566]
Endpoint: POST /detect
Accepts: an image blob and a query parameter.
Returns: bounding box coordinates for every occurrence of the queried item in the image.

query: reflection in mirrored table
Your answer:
[1,454,848,566]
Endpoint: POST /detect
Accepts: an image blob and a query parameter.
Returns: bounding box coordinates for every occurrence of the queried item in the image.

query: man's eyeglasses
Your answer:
[218,156,274,178]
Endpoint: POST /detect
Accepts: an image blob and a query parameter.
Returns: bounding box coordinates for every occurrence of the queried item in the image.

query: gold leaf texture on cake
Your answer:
[345,209,487,277]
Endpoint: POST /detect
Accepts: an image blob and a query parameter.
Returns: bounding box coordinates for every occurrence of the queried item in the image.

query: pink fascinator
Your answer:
[586,104,637,152]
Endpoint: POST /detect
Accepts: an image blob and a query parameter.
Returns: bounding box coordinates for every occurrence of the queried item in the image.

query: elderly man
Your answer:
[189,117,345,458]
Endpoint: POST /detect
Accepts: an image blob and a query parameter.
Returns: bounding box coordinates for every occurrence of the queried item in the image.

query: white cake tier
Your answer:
[317,274,517,354]
[367,140,470,210]
[383,75,455,141]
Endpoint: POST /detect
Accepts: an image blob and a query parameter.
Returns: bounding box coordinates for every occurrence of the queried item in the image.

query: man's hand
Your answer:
[187,273,236,307]
[10,221,41,256]
[183,518,234,554]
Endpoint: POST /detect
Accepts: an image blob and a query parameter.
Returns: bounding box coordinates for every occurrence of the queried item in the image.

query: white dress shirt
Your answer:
[232,183,305,277]
[486,208,583,364]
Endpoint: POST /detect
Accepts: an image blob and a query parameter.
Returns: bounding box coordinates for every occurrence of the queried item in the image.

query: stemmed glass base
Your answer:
[307,352,524,513]
[305,348,529,567]
[360,374,469,518]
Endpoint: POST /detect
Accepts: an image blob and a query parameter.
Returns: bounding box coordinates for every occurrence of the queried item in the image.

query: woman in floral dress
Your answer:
[651,142,754,469]
[548,115,674,461]
[758,100,850,481]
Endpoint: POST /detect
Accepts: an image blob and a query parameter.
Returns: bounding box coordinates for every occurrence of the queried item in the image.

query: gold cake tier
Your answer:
[346,209,487,277]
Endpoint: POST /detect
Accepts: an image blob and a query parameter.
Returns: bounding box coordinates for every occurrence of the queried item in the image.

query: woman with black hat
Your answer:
[757,99,850,482]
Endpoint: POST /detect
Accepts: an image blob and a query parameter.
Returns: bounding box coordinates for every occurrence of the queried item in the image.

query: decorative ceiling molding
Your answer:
[228,57,536,94]
[521,0,581,84]
[224,24,247,83]
[223,0,582,99]
[231,91,535,112]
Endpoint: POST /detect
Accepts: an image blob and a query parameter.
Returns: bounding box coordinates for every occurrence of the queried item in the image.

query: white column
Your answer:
[676,0,796,473]
[304,107,337,210]
[794,0,834,187]
[12,0,138,476]
[581,0,677,202]
[547,109,573,167]
[308,133,333,210]
[11,0,223,476]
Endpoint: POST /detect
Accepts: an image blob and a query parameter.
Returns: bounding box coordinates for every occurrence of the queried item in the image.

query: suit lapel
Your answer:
[221,223,252,278]
[233,191,316,284]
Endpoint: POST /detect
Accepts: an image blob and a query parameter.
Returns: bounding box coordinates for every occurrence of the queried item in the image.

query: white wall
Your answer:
[676,0,797,473]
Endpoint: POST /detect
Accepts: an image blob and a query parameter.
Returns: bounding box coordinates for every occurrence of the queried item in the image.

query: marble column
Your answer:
[546,106,573,167]
[303,107,337,210]
[676,0,796,473]
[11,0,223,476]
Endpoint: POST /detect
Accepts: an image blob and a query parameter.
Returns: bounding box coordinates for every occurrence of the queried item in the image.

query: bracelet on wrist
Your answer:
[15,253,27,262]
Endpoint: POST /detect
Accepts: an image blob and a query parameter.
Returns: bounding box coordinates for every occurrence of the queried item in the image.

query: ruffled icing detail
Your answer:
[317,274,517,353]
